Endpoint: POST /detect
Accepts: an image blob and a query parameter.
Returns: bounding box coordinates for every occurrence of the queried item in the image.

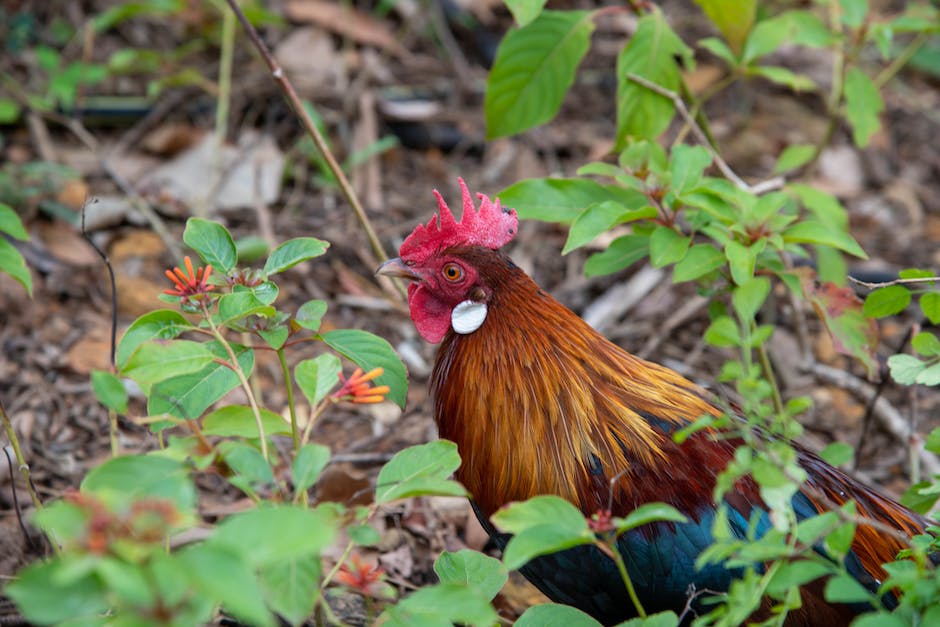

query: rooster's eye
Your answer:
[442,263,463,282]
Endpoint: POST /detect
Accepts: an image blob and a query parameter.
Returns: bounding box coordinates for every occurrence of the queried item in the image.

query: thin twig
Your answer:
[223,0,399,296]
[0,401,44,513]
[3,447,38,553]
[848,275,940,290]
[80,204,118,367]
[626,73,784,195]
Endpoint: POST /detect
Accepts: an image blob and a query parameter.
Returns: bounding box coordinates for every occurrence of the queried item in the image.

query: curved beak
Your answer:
[376,257,422,282]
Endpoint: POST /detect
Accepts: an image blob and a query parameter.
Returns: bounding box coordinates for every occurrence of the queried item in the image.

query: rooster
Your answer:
[377,179,935,625]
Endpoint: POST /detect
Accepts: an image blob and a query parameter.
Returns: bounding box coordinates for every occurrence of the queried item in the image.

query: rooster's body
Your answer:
[378,180,935,625]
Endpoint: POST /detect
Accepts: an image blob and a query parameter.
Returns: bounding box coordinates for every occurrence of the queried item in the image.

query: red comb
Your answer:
[399,178,518,262]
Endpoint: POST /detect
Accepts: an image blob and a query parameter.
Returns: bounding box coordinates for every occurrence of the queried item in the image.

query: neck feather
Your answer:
[430,259,728,518]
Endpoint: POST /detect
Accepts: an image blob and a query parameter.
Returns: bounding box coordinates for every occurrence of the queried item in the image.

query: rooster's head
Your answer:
[377,178,518,343]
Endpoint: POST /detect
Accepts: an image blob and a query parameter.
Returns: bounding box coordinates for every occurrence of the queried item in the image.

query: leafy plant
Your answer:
[3,218,486,625]
[0,202,31,295]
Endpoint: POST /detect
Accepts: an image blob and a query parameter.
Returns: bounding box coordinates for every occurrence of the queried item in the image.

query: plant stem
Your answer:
[301,399,330,447]
[322,540,355,589]
[209,0,236,219]
[108,409,120,456]
[874,32,928,90]
[602,538,646,618]
[755,326,785,417]
[0,400,44,512]
[222,0,401,299]
[278,348,300,454]
[202,302,269,462]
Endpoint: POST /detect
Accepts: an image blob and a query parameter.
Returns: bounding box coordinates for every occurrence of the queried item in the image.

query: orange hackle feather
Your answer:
[432,248,729,516]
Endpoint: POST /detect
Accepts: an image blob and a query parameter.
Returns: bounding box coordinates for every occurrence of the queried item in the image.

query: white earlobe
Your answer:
[451,300,487,334]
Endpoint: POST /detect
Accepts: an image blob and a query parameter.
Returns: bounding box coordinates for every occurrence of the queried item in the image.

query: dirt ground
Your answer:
[1,0,940,624]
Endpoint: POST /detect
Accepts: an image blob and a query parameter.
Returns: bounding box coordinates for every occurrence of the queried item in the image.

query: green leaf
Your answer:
[563,200,655,254]
[901,479,940,514]
[748,65,815,91]
[505,0,548,27]
[824,574,872,604]
[800,271,879,379]
[617,10,692,142]
[741,14,789,63]
[585,234,650,277]
[840,0,869,28]
[4,559,109,624]
[375,440,466,503]
[672,244,724,282]
[220,441,274,486]
[887,354,925,385]
[218,289,276,325]
[212,504,337,567]
[263,237,329,275]
[694,0,755,54]
[492,495,593,569]
[698,37,738,66]
[912,331,940,357]
[862,285,911,318]
[116,310,194,370]
[293,443,331,493]
[920,292,940,324]
[843,68,884,148]
[705,316,741,347]
[381,583,497,627]
[486,10,595,138]
[774,144,816,174]
[724,240,758,285]
[766,560,833,598]
[0,99,21,124]
[148,341,254,419]
[123,339,216,386]
[91,370,128,414]
[498,177,640,223]
[732,277,771,321]
[178,543,275,627]
[670,145,712,195]
[0,237,32,296]
[202,405,290,438]
[494,495,586,534]
[915,362,940,386]
[295,299,328,331]
[614,502,687,534]
[183,217,237,272]
[617,611,681,627]
[0,203,28,240]
[349,523,381,546]
[505,524,595,571]
[927,426,940,454]
[515,603,603,627]
[649,226,690,268]
[260,557,320,626]
[434,550,508,601]
[320,329,408,408]
[819,441,854,467]
[82,455,196,513]
[235,235,270,263]
[783,221,867,258]
[295,353,342,407]
[851,615,907,627]
[788,184,848,229]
